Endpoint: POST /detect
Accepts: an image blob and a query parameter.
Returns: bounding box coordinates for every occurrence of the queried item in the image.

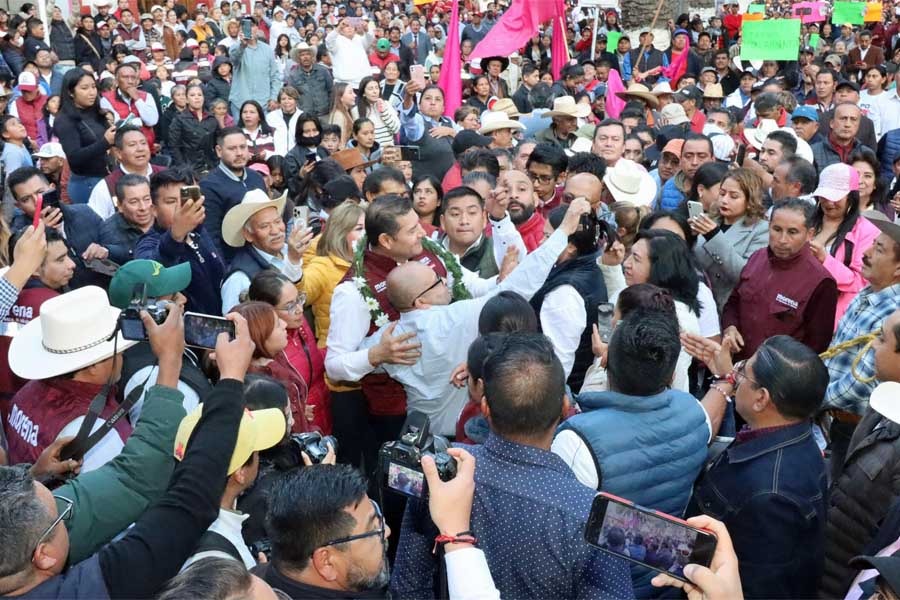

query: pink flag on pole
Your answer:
[438,0,462,117]
[471,0,565,61]
[605,67,626,119]
[550,15,569,81]
[660,34,690,84]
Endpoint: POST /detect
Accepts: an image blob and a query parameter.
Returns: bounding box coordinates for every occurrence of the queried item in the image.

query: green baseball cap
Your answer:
[376,38,390,51]
[108,260,192,309]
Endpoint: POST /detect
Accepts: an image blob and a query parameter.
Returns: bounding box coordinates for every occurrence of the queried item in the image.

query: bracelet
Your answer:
[433,532,477,554]
[709,383,733,403]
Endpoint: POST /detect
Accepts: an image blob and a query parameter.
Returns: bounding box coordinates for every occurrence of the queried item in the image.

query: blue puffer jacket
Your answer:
[658,174,686,212]
[559,388,709,598]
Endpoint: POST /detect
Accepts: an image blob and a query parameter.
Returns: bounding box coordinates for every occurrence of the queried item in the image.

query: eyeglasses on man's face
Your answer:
[33,495,73,559]
[321,499,385,547]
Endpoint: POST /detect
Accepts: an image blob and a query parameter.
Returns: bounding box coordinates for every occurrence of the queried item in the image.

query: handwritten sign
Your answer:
[791,1,827,23]
[740,18,802,60]
[832,1,867,24]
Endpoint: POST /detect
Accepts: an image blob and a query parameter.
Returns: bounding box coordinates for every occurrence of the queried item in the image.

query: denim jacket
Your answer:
[691,421,827,600]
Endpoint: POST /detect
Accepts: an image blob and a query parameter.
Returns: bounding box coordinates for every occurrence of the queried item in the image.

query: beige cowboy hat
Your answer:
[490,97,520,118]
[331,148,378,172]
[545,95,591,119]
[479,110,525,135]
[603,159,657,208]
[615,83,659,108]
[743,118,779,150]
[9,286,139,380]
[703,83,724,99]
[221,188,287,248]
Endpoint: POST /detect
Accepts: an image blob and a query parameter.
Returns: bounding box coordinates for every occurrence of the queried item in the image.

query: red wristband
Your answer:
[432,534,477,554]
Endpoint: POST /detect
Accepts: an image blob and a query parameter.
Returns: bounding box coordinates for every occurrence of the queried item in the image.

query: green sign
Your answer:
[606,30,622,49]
[832,1,866,24]
[809,33,820,48]
[740,18,802,60]
[748,4,766,13]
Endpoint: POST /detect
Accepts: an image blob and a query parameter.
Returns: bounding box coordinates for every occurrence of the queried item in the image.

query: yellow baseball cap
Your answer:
[174,405,286,474]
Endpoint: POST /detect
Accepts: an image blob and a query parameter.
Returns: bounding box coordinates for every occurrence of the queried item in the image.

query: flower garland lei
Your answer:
[351,235,472,327]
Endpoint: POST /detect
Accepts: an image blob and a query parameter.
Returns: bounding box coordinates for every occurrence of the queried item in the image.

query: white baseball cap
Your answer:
[34,142,65,159]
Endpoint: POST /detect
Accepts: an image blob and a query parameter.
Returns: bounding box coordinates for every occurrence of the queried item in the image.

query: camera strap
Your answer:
[59,368,154,462]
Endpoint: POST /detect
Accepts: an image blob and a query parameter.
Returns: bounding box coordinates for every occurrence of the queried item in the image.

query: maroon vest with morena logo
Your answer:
[341,248,447,416]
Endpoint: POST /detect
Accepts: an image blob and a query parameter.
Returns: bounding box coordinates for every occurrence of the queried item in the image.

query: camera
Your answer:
[379,412,457,498]
[249,538,272,561]
[120,283,169,341]
[289,431,337,464]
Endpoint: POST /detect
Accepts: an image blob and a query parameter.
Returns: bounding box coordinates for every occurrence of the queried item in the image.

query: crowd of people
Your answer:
[1,0,900,598]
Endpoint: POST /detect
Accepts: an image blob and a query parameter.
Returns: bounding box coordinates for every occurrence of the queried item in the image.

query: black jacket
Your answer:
[54,106,111,177]
[168,109,220,174]
[205,57,232,110]
[73,29,104,71]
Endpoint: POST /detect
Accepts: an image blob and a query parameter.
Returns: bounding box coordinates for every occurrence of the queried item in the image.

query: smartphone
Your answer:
[585,492,718,582]
[115,114,139,130]
[398,145,421,161]
[184,312,236,349]
[33,193,43,228]
[735,143,746,166]
[596,303,614,343]
[84,257,120,277]
[180,185,201,205]
[241,19,253,39]
[687,200,704,220]
[305,151,317,165]
[293,205,309,231]
[410,64,426,88]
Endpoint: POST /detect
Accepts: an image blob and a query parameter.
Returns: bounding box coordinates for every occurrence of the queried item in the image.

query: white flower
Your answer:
[375,313,390,328]
[352,276,366,289]
[365,297,380,311]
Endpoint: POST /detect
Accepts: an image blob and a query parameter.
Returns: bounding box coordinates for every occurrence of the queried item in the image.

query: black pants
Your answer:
[330,389,373,469]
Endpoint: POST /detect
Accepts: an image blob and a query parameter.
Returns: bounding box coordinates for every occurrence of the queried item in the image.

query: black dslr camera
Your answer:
[289,431,338,464]
[120,283,169,341]
[379,412,457,498]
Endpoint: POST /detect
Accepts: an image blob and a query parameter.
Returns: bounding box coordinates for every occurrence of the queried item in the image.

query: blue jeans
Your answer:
[68,174,103,205]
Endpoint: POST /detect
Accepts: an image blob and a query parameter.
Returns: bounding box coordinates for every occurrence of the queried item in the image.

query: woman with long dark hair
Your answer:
[54,67,115,203]
[466,75,491,113]
[356,75,400,149]
[238,99,276,160]
[810,162,882,324]
[167,83,219,175]
[412,174,443,234]
[850,146,893,219]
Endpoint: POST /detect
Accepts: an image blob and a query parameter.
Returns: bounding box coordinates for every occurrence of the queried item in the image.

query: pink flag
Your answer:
[550,15,568,81]
[471,0,564,61]
[660,35,690,84]
[438,0,462,117]
[605,67,626,119]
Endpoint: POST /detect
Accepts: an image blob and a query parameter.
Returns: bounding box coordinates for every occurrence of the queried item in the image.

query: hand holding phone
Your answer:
[184,312,236,349]
[734,143,746,166]
[410,64,426,88]
[687,200,704,220]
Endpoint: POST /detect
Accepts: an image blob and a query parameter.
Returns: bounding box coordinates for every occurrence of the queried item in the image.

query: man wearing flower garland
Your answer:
[325,193,520,456]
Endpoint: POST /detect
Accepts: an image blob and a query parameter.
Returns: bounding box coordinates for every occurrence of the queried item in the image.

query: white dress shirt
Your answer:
[540,285,586,379]
[446,548,501,600]
[220,245,303,314]
[877,90,900,136]
[357,228,569,435]
[87,164,157,219]
[324,222,509,384]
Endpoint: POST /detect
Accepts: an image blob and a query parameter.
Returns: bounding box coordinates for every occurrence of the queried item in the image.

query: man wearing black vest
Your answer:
[219,189,312,314]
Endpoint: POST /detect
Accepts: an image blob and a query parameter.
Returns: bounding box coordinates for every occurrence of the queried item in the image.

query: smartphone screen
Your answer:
[241,19,252,39]
[687,201,704,220]
[585,493,717,582]
[184,312,235,349]
[398,146,420,161]
[596,303,614,343]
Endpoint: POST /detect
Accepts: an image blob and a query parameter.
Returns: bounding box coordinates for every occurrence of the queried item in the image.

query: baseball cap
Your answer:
[33,142,65,159]
[812,163,859,202]
[674,86,702,105]
[661,138,684,158]
[800,45,815,54]
[837,79,860,93]
[791,105,819,122]
[151,41,165,51]
[185,38,200,48]
[140,13,153,21]
[108,260,193,309]
[17,71,38,92]
[174,405,286,475]
[452,129,491,155]
[150,4,164,12]
[376,37,390,51]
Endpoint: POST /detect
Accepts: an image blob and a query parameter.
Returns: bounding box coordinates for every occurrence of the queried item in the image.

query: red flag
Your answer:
[471,0,565,61]
[660,34,691,84]
[438,0,462,117]
[550,15,569,80]
[605,68,626,119]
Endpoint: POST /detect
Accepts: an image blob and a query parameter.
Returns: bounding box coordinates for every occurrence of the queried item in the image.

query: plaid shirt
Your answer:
[0,276,19,320]
[824,283,900,414]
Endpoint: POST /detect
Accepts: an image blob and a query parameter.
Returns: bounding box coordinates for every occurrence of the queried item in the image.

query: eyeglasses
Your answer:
[33,496,74,558]
[527,171,555,184]
[276,292,307,314]
[733,360,758,388]
[321,500,384,547]
[409,274,444,307]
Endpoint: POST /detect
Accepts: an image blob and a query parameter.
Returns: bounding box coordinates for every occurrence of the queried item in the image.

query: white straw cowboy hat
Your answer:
[743,118,779,150]
[602,159,657,208]
[616,83,660,108]
[221,188,287,248]
[546,95,591,118]
[651,81,676,97]
[9,286,138,380]
[479,110,525,135]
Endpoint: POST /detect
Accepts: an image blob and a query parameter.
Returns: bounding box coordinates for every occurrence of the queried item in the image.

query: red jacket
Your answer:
[516,210,546,253]
[0,283,58,399]
[13,94,47,142]
[283,322,331,434]
[249,352,312,434]
[102,89,156,148]
[4,378,133,466]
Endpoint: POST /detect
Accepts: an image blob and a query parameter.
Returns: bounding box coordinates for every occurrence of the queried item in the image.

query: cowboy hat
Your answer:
[221,188,287,248]
[603,159,657,208]
[565,136,594,156]
[775,126,814,163]
[9,286,139,380]
[651,81,676,97]
[546,95,591,119]
[490,97,520,118]
[615,83,659,108]
[703,83,724,99]
[331,148,378,172]
[743,118,778,150]
[479,110,525,135]
[481,55,509,72]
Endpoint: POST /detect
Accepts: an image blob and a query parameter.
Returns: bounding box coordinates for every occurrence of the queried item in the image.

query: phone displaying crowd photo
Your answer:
[584,493,717,582]
[386,462,425,498]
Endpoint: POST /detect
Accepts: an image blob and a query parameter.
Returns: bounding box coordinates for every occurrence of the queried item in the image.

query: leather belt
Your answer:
[828,409,863,426]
